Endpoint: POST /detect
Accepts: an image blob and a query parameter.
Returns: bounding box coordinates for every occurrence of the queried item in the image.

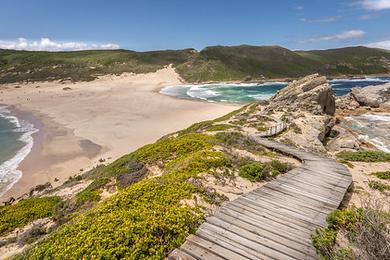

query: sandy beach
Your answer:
[0,67,238,202]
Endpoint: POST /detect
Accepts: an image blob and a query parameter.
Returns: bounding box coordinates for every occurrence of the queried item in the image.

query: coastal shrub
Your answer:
[176,120,213,136]
[215,131,265,153]
[23,134,231,259]
[239,163,265,182]
[269,160,290,174]
[132,133,214,164]
[312,204,390,259]
[336,150,390,162]
[311,228,338,257]
[205,124,237,132]
[372,170,390,180]
[368,180,390,192]
[326,209,359,231]
[0,197,61,236]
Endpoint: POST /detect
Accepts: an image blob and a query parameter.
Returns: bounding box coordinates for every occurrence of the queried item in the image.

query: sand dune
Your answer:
[0,67,237,201]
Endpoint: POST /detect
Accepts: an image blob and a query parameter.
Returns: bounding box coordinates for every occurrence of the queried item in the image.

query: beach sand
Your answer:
[0,67,238,202]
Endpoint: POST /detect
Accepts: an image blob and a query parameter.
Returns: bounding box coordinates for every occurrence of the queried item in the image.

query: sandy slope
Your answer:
[0,67,237,201]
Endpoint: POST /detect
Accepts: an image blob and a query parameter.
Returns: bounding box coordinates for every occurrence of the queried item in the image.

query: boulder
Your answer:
[268,74,336,115]
[336,93,360,110]
[326,125,360,152]
[350,83,390,108]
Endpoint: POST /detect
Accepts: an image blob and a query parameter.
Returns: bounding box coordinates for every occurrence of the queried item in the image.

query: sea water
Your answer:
[160,76,390,103]
[0,106,38,197]
[341,114,390,152]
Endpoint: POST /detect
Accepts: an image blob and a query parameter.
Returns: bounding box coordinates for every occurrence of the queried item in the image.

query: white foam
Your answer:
[329,77,390,83]
[248,93,274,100]
[359,114,390,122]
[0,106,38,196]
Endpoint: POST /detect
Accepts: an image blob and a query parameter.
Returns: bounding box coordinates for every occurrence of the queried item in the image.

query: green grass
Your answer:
[372,171,390,180]
[336,150,390,162]
[368,180,390,192]
[0,197,61,236]
[205,124,237,132]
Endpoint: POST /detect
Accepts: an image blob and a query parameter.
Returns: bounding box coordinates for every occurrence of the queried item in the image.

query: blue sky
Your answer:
[0,0,390,51]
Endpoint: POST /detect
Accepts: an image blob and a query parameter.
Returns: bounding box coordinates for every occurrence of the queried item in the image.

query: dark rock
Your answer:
[116,159,147,188]
[28,182,52,197]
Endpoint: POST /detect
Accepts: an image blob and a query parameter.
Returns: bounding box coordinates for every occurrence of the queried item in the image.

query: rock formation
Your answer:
[336,82,390,109]
[267,74,336,115]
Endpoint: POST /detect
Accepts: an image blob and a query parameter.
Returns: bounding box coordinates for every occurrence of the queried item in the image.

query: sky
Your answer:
[0,0,390,52]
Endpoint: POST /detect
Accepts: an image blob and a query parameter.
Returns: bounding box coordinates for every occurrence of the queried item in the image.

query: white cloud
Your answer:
[309,30,366,42]
[0,38,120,51]
[357,0,390,10]
[365,40,390,50]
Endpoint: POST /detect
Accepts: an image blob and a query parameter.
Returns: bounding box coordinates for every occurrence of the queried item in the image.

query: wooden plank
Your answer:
[268,180,342,203]
[196,228,263,260]
[260,185,335,210]
[252,189,333,215]
[237,196,326,227]
[215,210,314,252]
[201,222,296,260]
[218,206,312,243]
[186,235,249,260]
[266,182,339,207]
[228,200,318,232]
[244,193,328,220]
[179,239,226,260]
[227,201,315,233]
[207,215,311,259]
[168,249,197,260]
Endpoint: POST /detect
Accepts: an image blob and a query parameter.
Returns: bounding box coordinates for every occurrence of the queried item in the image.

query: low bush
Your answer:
[336,150,390,162]
[239,160,290,182]
[372,170,390,180]
[0,197,61,236]
[239,163,265,182]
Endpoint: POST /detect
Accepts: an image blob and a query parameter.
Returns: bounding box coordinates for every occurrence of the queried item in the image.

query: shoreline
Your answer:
[0,67,238,202]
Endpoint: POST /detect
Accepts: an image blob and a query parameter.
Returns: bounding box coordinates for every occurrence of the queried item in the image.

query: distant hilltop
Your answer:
[0,45,390,84]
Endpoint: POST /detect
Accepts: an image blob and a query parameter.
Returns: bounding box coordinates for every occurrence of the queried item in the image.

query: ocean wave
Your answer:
[0,106,38,196]
[329,77,390,83]
[359,114,390,122]
[247,93,274,100]
[186,85,219,100]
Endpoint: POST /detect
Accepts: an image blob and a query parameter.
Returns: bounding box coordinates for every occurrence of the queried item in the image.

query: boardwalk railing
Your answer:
[258,121,287,137]
[169,138,352,260]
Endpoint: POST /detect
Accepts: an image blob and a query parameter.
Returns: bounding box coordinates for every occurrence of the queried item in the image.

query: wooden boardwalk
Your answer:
[169,137,352,260]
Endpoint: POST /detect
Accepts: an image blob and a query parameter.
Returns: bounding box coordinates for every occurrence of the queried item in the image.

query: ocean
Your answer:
[160,76,390,103]
[0,106,37,197]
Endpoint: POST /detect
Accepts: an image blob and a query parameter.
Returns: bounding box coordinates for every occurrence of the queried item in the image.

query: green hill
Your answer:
[1,45,389,84]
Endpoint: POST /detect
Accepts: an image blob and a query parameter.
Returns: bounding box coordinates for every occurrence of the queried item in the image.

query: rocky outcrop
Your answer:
[337,83,390,109]
[326,125,360,152]
[268,74,336,115]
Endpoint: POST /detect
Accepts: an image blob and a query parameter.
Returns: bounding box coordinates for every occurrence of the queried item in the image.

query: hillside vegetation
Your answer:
[1,104,292,259]
[1,45,389,83]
